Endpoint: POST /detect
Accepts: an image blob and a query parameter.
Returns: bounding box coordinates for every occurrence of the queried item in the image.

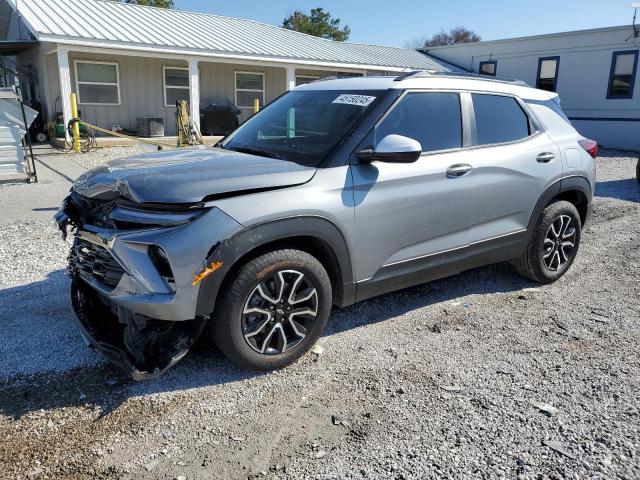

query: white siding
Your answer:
[39,51,299,136]
[427,26,640,151]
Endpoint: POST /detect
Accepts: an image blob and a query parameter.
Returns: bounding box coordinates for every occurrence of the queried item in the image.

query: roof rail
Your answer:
[309,76,338,84]
[393,70,439,81]
[394,70,530,87]
[310,73,375,84]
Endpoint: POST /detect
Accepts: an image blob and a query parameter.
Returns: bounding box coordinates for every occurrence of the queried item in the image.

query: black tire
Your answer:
[636,157,639,185]
[515,200,582,284]
[209,249,332,371]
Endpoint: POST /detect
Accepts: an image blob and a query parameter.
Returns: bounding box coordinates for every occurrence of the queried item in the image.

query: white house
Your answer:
[0,0,460,139]
[424,26,640,151]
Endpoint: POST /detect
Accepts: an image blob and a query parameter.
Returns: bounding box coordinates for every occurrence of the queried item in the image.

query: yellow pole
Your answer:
[70,92,80,153]
[253,98,260,114]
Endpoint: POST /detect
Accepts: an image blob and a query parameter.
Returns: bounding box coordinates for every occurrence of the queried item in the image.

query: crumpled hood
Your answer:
[72,147,317,203]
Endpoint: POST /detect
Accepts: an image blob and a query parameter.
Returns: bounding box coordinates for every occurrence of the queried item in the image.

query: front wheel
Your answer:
[515,200,582,284]
[209,249,332,371]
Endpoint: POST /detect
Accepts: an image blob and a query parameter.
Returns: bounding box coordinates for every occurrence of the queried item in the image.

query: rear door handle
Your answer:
[537,152,555,163]
[446,163,472,178]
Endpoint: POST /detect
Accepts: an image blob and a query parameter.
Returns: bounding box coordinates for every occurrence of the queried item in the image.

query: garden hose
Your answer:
[66,118,177,153]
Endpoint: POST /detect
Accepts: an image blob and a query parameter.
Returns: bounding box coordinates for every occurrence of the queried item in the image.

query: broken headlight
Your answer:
[108,202,208,230]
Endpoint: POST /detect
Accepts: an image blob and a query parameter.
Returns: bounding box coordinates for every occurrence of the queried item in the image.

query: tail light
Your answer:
[578,138,598,159]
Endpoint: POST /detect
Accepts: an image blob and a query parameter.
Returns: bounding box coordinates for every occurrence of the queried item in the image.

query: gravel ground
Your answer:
[0,151,638,479]
[70,145,150,170]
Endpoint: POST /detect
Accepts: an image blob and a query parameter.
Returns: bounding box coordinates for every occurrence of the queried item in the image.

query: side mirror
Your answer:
[357,134,422,163]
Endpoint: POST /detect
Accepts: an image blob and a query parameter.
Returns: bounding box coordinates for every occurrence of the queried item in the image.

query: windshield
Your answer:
[220,90,382,167]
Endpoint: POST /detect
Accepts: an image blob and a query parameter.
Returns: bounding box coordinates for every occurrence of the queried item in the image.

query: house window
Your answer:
[607,50,639,99]
[163,66,190,107]
[479,60,497,76]
[295,75,319,87]
[75,61,120,105]
[536,56,560,92]
[235,72,265,110]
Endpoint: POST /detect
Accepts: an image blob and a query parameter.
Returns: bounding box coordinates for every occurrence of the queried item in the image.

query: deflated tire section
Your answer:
[71,279,207,379]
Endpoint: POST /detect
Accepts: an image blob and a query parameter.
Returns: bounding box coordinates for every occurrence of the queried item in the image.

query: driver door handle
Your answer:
[446,163,472,178]
[537,152,555,163]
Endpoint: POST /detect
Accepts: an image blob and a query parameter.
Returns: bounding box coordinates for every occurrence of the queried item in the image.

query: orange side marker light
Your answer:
[192,261,224,286]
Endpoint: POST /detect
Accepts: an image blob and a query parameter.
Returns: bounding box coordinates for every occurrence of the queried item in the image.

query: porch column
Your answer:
[285,66,296,91]
[188,59,200,131]
[56,48,72,141]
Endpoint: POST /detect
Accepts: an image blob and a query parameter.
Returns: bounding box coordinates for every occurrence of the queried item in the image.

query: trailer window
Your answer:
[607,50,639,99]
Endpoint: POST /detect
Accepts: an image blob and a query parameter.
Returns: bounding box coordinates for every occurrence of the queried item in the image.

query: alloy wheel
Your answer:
[543,214,576,271]
[242,270,318,355]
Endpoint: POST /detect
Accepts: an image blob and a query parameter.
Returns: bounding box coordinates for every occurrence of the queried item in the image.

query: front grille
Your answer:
[69,238,125,290]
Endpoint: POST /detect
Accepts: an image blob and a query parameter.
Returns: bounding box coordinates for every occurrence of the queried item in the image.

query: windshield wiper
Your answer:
[225,146,282,160]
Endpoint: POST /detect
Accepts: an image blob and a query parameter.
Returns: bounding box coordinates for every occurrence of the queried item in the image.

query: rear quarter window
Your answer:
[472,94,531,145]
[525,98,578,137]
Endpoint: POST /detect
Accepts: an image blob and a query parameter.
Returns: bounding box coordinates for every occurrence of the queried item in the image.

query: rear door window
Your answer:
[472,94,531,145]
[376,92,462,153]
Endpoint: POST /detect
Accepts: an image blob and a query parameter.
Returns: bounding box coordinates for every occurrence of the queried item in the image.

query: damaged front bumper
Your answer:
[56,195,243,379]
[71,278,206,380]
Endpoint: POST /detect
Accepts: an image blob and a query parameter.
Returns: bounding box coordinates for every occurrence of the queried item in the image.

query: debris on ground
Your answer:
[331,415,351,428]
[542,439,577,460]
[533,402,559,416]
[440,385,464,392]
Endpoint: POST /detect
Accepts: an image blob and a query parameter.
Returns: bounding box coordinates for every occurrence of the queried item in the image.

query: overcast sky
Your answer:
[177,0,637,47]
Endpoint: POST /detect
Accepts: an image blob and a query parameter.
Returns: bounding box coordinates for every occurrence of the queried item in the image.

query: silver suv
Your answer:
[56,72,597,379]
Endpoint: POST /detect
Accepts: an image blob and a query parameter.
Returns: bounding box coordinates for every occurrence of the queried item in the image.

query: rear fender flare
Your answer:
[527,175,592,235]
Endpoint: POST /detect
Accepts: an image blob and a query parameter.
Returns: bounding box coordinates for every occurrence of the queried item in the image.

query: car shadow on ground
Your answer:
[595,179,640,203]
[0,263,534,420]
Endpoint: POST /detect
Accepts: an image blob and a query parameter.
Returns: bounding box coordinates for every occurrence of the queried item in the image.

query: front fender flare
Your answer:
[195,215,355,316]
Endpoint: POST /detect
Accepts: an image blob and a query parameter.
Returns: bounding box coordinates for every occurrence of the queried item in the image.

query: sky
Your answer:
[177,0,636,47]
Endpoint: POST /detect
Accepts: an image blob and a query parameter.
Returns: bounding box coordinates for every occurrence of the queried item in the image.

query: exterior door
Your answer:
[350,91,475,282]
[465,93,563,243]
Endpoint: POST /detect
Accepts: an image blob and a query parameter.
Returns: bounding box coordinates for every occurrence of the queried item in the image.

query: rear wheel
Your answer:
[209,249,332,370]
[515,200,581,283]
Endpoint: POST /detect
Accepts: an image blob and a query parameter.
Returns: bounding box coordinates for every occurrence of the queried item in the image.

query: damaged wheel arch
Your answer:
[195,215,356,320]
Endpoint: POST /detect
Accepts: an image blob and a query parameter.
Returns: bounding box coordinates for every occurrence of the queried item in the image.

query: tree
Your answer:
[283,8,350,41]
[125,0,174,8]
[420,27,480,48]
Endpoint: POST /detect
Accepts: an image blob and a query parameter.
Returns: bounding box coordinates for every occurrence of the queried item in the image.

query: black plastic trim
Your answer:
[526,175,592,234]
[195,216,355,316]
[356,230,527,302]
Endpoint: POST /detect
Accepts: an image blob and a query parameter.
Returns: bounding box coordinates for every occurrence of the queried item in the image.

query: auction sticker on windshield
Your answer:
[332,94,376,107]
